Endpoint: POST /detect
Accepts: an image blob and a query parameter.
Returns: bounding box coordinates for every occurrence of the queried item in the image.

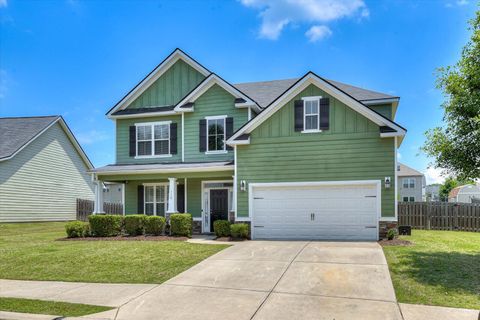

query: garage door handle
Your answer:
[254,226,264,228]
[365,226,377,228]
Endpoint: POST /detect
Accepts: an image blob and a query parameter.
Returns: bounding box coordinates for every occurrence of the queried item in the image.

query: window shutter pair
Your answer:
[128,123,178,156]
[199,117,233,152]
[293,98,330,131]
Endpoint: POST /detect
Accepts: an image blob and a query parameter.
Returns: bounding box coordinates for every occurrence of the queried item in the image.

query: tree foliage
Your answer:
[422,9,480,180]
[439,177,459,202]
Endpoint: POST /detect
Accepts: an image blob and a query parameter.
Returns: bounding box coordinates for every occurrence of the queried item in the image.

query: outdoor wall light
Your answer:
[240,180,247,191]
[384,177,391,189]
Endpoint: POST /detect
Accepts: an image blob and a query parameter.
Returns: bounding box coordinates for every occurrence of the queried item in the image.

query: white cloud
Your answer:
[445,0,469,7]
[457,0,469,5]
[0,0,7,8]
[76,129,109,145]
[240,0,368,41]
[425,167,447,185]
[305,25,332,42]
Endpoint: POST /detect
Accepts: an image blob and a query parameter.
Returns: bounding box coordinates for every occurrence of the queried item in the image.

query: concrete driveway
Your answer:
[116,241,402,320]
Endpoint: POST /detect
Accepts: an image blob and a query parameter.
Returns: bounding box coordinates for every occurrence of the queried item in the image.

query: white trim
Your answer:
[380,132,403,138]
[122,183,126,216]
[303,97,321,132]
[301,129,322,134]
[181,113,185,162]
[201,180,234,233]
[301,96,322,101]
[135,121,172,158]
[184,178,188,213]
[363,98,399,105]
[206,116,227,153]
[142,182,169,216]
[94,164,234,176]
[227,138,250,145]
[234,145,238,219]
[109,111,177,119]
[107,49,210,117]
[247,107,252,121]
[227,73,406,144]
[394,136,398,221]
[174,74,260,113]
[248,180,381,241]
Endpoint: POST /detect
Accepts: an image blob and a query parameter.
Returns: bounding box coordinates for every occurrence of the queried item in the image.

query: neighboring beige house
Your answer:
[448,184,480,203]
[0,116,94,222]
[397,163,425,202]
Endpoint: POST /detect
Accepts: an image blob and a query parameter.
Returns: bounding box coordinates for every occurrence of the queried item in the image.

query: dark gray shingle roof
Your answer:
[234,78,398,108]
[0,116,59,160]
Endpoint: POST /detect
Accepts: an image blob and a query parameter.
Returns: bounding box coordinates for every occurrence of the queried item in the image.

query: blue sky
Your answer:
[0,0,476,183]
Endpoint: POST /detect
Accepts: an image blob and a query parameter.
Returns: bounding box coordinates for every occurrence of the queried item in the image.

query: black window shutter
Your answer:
[137,185,144,214]
[177,184,185,213]
[170,123,177,154]
[225,117,233,151]
[129,126,136,157]
[320,98,330,130]
[294,100,304,132]
[199,119,206,152]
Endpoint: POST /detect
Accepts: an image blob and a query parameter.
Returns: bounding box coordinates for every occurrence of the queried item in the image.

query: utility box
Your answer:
[398,225,411,236]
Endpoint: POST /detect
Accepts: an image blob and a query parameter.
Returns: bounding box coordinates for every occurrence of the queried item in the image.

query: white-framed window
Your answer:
[206,116,226,153]
[136,121,171,158]
[144,184,168,216]
[302,97,321,132]
[402,178,416,189]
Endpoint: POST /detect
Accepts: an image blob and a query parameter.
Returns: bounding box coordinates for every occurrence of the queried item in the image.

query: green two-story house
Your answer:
[92,48,406,240]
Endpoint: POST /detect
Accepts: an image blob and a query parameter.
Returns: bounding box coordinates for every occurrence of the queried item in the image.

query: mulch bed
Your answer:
[378,238,413,246]
[58,235,188,241]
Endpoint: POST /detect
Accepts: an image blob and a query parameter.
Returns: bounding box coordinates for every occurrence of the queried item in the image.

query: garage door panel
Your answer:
[252,183,378,240]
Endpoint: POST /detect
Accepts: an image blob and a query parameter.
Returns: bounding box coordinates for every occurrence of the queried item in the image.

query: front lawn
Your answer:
[383,230,480,310]
[0,297,112,317]
[0,222,228,283]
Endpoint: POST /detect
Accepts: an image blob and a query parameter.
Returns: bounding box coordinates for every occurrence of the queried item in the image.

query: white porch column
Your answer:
[167,177,178,214]
[93,180,104,214]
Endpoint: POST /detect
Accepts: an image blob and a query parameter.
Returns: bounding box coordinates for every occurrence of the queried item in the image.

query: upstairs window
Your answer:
[402,178,416,189]
[207,117,226,152]
[303,97,320,131]
[136,122,170,157]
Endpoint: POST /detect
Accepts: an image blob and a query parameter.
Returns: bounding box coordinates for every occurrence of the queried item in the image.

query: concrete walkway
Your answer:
[1,241,479,320]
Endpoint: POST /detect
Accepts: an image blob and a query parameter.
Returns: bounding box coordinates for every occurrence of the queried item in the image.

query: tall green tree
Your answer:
[422,9,480,180]
[439,177,459,202]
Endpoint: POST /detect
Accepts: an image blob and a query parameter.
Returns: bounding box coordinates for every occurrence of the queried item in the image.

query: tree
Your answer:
[422,9,480,181]
[439,177,458,202]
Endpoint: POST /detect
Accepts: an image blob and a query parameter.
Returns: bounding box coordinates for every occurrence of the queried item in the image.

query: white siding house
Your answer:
[0,116,94,222]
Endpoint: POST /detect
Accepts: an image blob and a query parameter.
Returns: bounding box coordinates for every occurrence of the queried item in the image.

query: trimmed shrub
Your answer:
[386,228,397,240]
[124,214,146,236]
[145,216,166,236]
[65,221,89,238]
[213,220,230,237]
[230,223,249,239]
[88,214,123,237]
[170,213,192,237]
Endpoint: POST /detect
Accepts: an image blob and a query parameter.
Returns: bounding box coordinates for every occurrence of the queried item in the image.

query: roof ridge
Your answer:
[0,115,60,120]
[234,77,299,85]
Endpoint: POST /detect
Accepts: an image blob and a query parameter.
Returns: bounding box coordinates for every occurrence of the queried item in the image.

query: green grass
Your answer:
[0,222,228,283]
[383,230,480,310]
[0,297,112,317]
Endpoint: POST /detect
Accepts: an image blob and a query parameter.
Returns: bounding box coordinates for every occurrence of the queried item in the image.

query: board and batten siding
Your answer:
[236,84,396,219]
[116,115,182,164]
[0,122,94,222]
[183,84,248,162]
[367,103,393,120]
[128,59,205,109]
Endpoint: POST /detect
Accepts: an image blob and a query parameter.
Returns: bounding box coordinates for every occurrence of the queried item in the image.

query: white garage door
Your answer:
[251,182,379,240]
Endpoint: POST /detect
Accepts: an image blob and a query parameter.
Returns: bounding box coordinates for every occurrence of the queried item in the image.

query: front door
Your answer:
[209,189,229,232]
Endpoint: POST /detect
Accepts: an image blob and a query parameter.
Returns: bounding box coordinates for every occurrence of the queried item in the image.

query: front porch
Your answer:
[91,162,236,234]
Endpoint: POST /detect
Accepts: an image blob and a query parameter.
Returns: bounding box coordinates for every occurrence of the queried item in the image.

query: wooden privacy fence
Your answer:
[76,198,123,221]
[398,202,480,232]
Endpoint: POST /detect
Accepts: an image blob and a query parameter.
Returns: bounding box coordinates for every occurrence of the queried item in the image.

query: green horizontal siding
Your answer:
[236,84,395,219]
[116,115,182,164]
[128,59,205,109]
[184,84,248,162]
